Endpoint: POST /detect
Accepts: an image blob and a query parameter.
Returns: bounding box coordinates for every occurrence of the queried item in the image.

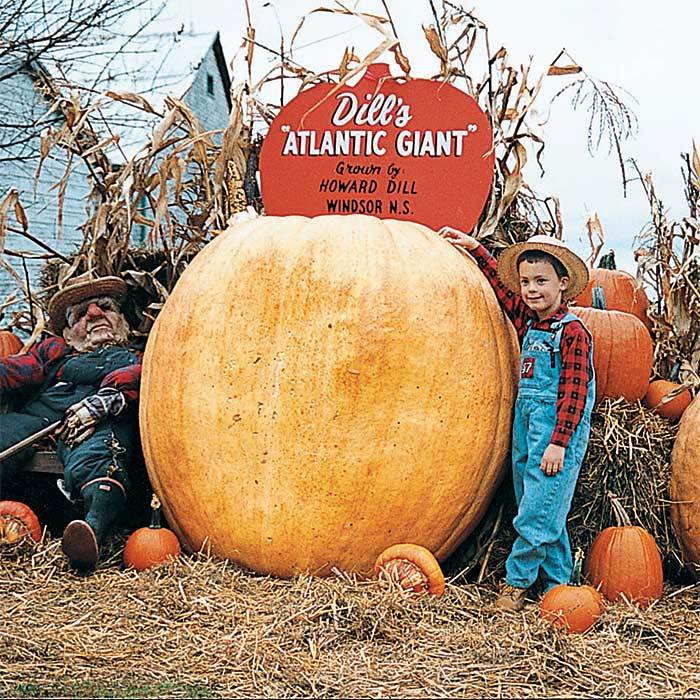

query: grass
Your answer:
[10,680,217,698]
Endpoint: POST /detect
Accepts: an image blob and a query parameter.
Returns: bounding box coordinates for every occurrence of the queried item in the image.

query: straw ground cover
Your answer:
[2,539,700,698]
[1,5,698,697]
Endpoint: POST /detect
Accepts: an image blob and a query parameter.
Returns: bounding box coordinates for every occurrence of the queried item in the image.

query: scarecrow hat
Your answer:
[497,234,589,300]
[48,272,128,334]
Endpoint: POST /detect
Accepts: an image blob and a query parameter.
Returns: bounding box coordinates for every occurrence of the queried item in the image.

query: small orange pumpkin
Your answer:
[123,494,181,571]
[374,543,445,597]
[540,549,604,634]
[644,379,692,421]
[0,331,22,358]
[0,500,42,544]
[585,493,663,608]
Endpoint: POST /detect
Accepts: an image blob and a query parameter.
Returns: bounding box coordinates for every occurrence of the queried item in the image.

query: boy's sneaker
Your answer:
[494,583,529,612]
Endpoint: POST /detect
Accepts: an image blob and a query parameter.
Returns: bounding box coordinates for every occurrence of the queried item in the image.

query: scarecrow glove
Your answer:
[59,388,127,447]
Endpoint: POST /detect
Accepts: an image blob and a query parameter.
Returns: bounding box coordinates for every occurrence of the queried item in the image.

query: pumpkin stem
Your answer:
[598,250,617,270]
[607,491,632,527]
[149,493,163,529]
[591,286,607,310]
[571,548,584,585]
[670,360,681,382]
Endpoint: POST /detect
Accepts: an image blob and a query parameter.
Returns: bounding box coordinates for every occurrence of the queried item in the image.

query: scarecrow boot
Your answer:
[62,478,126,571]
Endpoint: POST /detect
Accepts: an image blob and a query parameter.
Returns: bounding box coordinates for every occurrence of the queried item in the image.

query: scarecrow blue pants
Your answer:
[505,395,591,592]
[0,345,141,499]
[0,411,137,499]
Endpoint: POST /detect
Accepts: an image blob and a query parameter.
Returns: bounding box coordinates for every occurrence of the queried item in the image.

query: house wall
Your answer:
[0,40,231,325]
[0,65,92,321]
[131,39,232,245]
[183,42,231,139]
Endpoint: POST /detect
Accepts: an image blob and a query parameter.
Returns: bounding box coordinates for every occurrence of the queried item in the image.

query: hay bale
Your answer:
[569,397,681,574]
[447,397,683,584]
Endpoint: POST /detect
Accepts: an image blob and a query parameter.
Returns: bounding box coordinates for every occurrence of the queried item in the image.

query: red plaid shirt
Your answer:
[471,244,592,448]
[0,336,142,404]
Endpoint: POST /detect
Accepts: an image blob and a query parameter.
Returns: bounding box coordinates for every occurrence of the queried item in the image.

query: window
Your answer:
[206,74,214,96]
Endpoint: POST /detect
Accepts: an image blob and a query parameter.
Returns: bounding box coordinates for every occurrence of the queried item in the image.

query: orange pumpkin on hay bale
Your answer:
[574,250,652,332]
[644,379,692,421]
[569,305,653,404]
[585,494,663,607]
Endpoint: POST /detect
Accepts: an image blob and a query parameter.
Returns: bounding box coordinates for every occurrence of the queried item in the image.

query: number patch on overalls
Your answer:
[521,357,535,379]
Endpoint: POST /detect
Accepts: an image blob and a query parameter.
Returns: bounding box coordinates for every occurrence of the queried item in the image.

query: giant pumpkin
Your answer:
[569,306,653,404]
[140,215,519,578]
[670,394,700,580]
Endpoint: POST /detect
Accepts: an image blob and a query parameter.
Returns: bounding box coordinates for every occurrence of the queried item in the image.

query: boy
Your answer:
[439,228,595,611]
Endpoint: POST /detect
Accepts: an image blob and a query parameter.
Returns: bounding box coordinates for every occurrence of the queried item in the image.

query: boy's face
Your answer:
[518,259,569,319]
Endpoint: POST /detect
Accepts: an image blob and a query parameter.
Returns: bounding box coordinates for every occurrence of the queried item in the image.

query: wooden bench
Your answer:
[26,451,64,475]
[0,450,63,498]
[0,402,63,494]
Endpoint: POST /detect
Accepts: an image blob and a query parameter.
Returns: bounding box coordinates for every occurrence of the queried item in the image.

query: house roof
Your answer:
[116,30,231,112]
[98,30,232,160]
[1,31,231,162]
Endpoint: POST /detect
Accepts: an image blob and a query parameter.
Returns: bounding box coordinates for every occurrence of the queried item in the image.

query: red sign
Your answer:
[259,63,494,232]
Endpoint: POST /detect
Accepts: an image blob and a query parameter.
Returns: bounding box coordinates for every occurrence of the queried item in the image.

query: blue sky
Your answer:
[158,0,699,271]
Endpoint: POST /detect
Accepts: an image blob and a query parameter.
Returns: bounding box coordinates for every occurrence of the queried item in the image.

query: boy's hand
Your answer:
[437,226,479,251]
[540,443,565,476]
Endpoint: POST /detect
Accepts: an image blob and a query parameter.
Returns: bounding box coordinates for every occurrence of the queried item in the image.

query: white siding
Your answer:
[0,66,92,315]
[131,39,231,243]
[183,43,231,139]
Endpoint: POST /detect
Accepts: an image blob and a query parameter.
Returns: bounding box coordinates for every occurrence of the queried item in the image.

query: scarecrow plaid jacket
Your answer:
[471,244,592,448]
[0,336,142,404]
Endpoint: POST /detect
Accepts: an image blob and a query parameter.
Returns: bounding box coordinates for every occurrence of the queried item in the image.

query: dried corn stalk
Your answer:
[240,2,634,250]
[2,63,256,336]
[634,148,700,382]
[2,1,636,337]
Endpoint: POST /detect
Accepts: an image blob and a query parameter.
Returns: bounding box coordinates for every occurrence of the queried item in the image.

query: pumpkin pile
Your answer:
[572,251,693,421]
[448,238,689,583]
[571,251,654,405]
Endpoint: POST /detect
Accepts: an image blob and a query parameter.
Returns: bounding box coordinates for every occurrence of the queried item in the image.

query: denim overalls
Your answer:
[505,312,595,592]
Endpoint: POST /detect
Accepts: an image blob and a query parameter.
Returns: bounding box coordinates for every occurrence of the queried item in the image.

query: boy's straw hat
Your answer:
[497,234,589,300]
[48,272,127,334]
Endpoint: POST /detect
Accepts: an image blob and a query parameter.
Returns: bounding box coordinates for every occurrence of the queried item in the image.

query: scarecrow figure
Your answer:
[0,274,142,571]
